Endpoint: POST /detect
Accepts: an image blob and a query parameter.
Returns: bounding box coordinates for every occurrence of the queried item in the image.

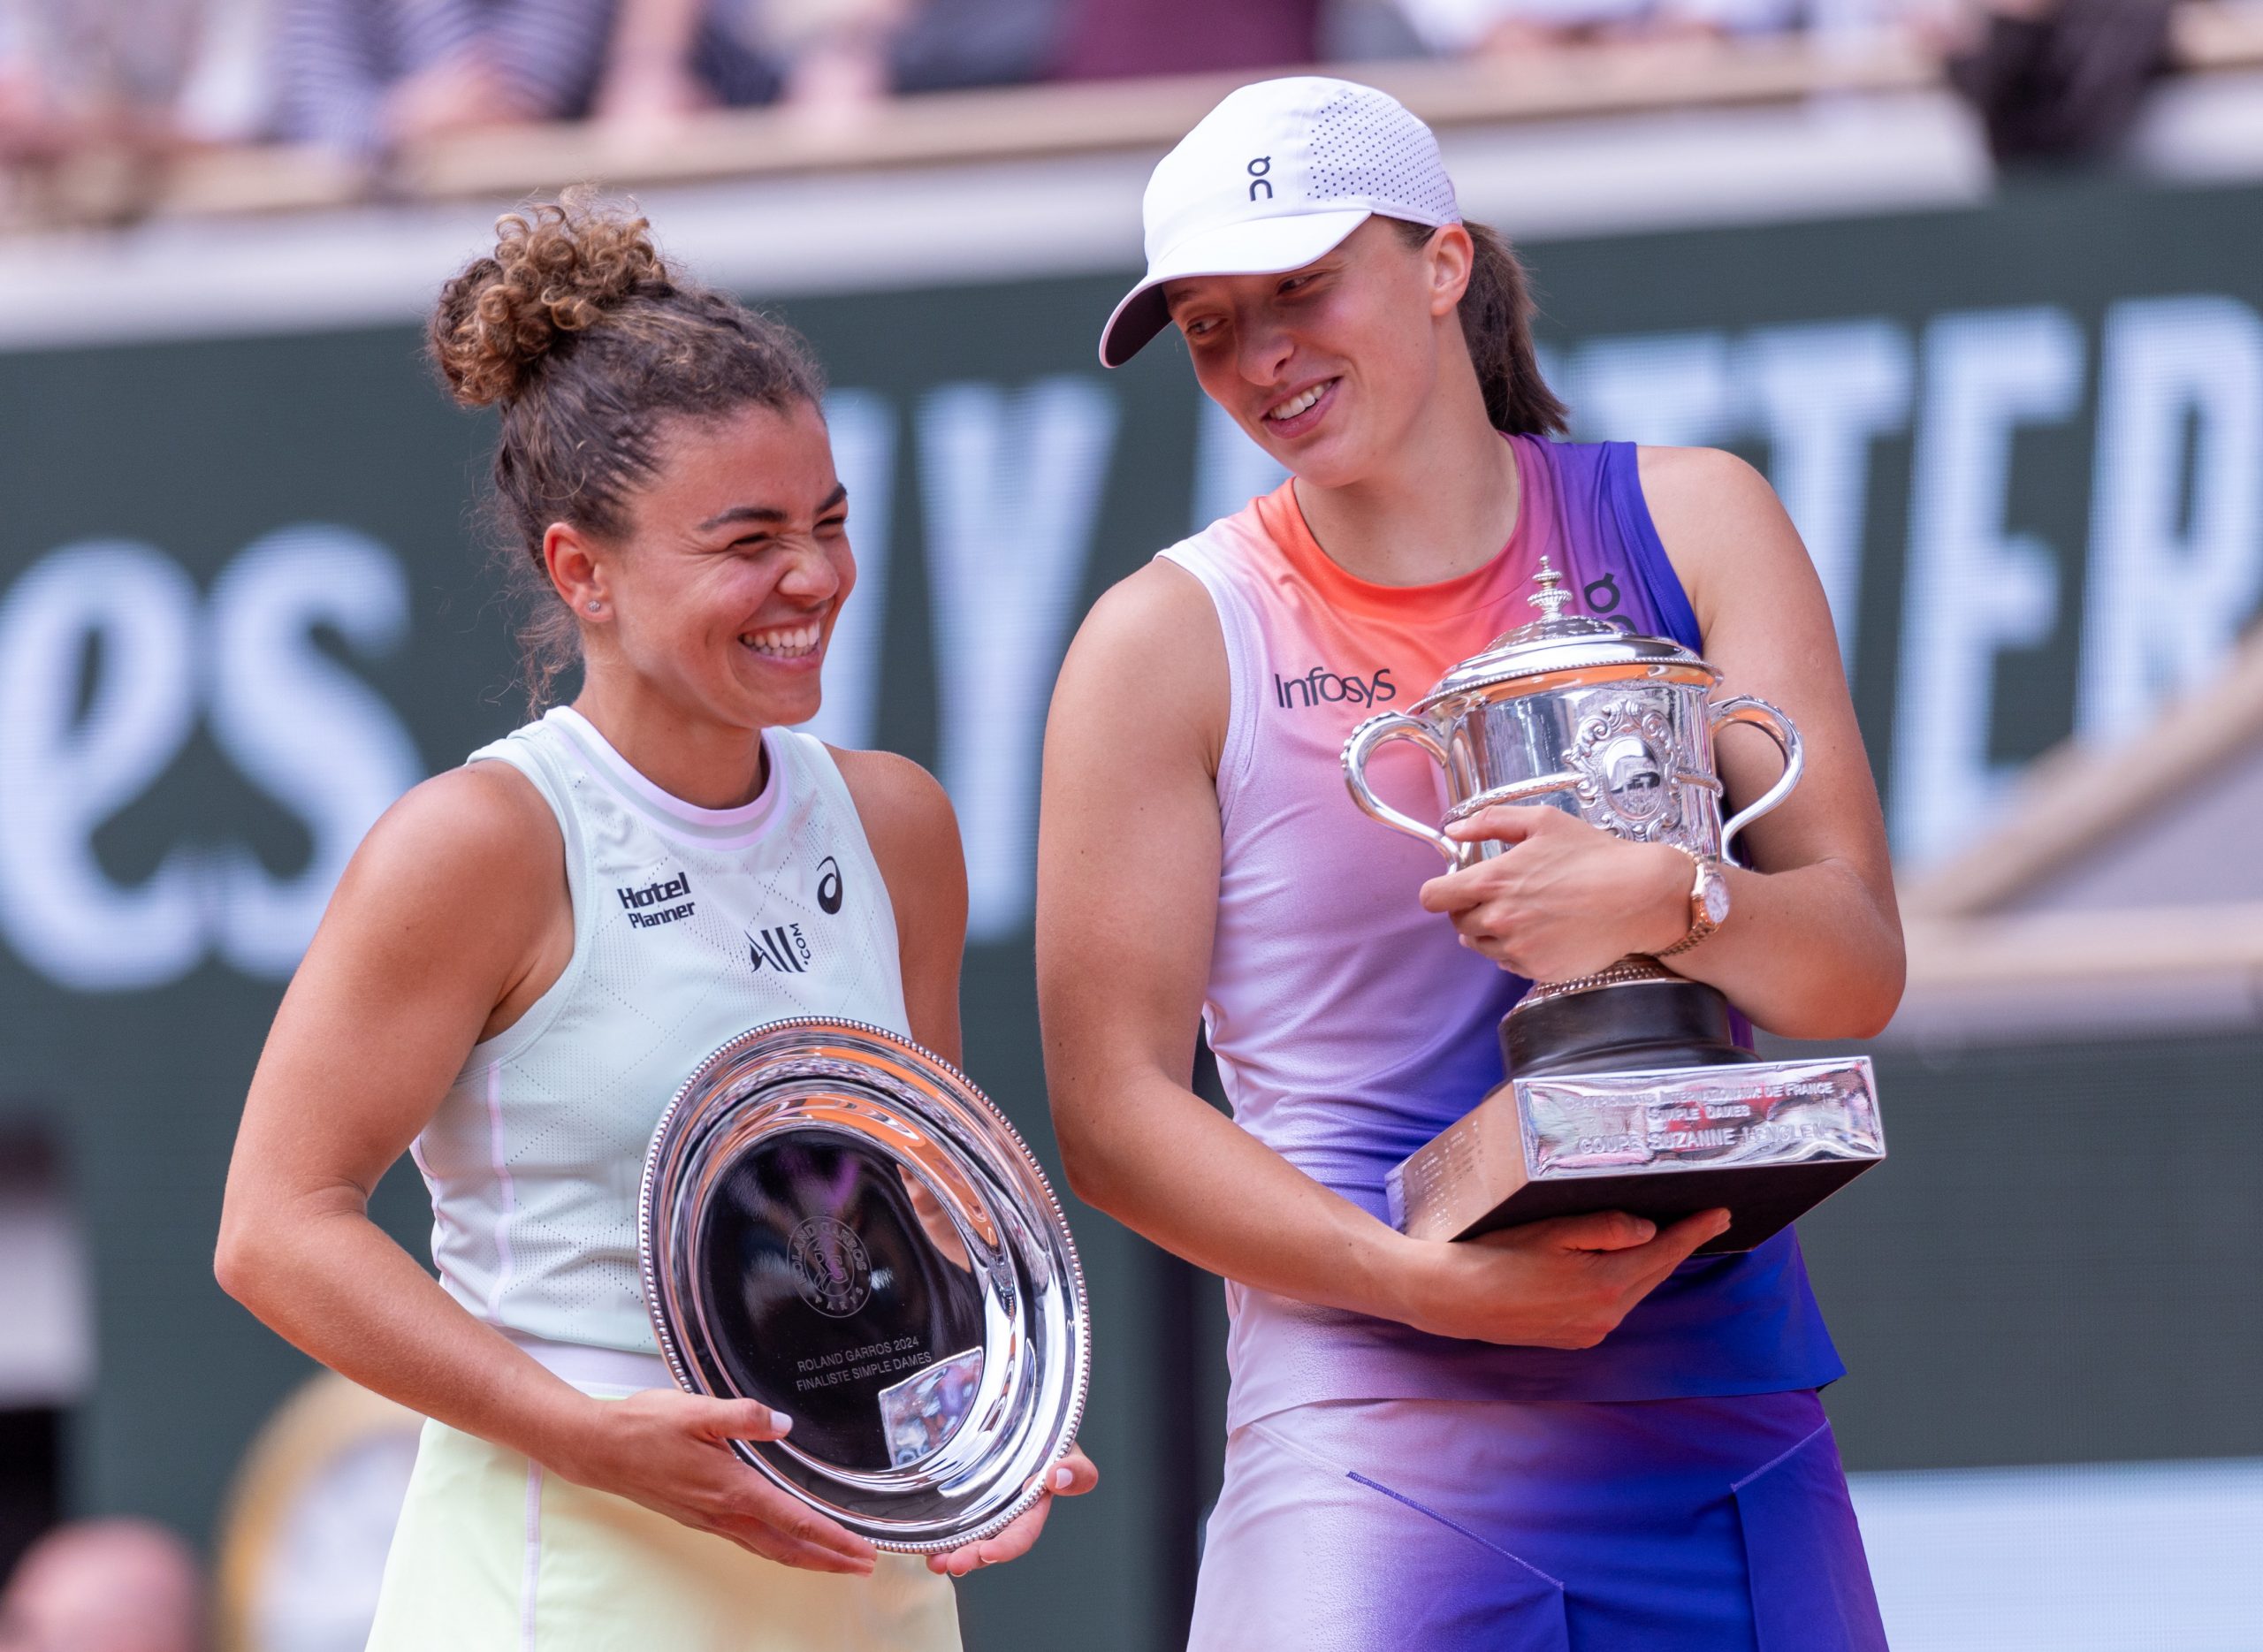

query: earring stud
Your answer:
[586,599,603,613]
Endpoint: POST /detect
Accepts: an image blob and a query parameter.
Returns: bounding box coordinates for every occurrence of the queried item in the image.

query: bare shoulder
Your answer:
[1634,445,1821,631]
[827,745,966,924]
[1635,445,1785,537]
[1086,555,1216,630]
[309,759,563,986]
[829,746,957,849]
[1071,558,1220,666]
[1053,558,1225,769]
[348,761,560,902]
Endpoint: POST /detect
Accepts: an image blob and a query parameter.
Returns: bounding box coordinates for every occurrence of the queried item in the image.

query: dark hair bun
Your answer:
[431,189,668,408]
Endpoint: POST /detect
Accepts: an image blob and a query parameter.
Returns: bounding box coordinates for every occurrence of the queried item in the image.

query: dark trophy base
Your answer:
[1500,973,1761,1082]
[1387,975,1885,1257]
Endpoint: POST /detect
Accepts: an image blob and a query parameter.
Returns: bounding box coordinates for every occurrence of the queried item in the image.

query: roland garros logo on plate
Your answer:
[788,1216,873,1318]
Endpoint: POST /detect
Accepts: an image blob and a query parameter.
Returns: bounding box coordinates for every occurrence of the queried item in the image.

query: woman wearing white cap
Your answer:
[1040,78,1897,1649]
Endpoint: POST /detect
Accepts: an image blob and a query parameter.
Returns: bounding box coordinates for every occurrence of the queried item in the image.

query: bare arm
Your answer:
[832,747,1097,1574]
[591,0,712,126]
[1421,448,1903,1040]
[1040,563,1721,1351]
[216,764,876,1574]
[1643,446,1904,1035]
[834,747,971,1066]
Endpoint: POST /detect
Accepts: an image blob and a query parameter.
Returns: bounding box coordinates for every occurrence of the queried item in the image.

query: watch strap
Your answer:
[1656,846,1721,959]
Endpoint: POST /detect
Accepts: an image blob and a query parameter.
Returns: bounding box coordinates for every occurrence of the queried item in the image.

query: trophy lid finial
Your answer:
[1528,557,1573,623]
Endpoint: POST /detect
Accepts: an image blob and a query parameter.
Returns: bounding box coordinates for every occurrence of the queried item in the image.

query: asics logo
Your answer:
[816,856,843,916]
[1274,666,1397,710]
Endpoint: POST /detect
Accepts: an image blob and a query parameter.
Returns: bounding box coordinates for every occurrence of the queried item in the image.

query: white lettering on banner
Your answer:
[1566,332,1741,447]
[0,543,205,990]
[798,390,897,750]
[918,377,1120,940]
[0,533,419,991]
[1893,307,2085,866]
[1741,320,1914,673]
[205,527,422,975]
[2079,295,2263,744]
[1190,396,1287,533]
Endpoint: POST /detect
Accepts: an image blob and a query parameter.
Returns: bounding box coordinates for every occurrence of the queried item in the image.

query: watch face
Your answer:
[1701,873,1732,925]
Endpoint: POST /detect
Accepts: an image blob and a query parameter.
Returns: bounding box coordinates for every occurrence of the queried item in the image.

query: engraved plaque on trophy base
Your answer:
[1385,1056,1885,1257]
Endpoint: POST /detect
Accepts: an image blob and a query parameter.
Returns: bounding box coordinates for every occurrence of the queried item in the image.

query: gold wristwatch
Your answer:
[1657,847,1729,958]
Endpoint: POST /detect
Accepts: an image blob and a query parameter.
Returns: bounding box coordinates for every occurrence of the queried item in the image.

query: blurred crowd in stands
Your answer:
[0,0,2185,178]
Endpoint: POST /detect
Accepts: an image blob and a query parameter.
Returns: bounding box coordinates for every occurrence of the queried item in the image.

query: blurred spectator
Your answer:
[0,1519,204,1652]
[1054,0,1318,80]
[881,0,1058,94]
[175,0,280,145]
[598,0,1055,133]
[271,0,622,153]
[597,0,904,129]
[1392,0,1780,57]
[273,0,783,151]
[1940,0,2174,163]
[1390,0,1925,56]
[740,0,908,109]
[7,0,2174,177]
[0,0,211,162]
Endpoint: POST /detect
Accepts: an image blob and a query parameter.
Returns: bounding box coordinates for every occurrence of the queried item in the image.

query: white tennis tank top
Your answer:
[411,706,911,1355]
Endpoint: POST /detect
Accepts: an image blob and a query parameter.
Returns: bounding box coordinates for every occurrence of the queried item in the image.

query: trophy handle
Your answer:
[1342,712,1460,864]
[1711,696,1804,852]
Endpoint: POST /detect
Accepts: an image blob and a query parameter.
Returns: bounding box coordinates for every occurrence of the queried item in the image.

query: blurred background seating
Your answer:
[1939,0,2178,163]
[0,0,2250,224]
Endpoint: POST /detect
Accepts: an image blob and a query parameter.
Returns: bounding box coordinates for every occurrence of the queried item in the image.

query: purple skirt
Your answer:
[1187,1388,1886,1652]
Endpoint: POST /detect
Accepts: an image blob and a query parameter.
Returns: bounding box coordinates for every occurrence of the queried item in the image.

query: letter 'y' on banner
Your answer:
[799,390,898,751]
[918,377,1121,941]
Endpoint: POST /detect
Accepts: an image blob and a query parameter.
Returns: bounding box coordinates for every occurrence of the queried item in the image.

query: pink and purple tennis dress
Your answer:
[1158,433,1889,1651]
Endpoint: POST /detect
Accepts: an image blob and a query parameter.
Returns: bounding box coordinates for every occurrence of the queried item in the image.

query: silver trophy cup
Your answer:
[1342,560,1883,1254]
[640,1019,1090,1550]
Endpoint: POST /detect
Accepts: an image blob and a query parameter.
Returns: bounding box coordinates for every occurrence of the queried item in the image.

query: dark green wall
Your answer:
[1789,1031,2263,1471]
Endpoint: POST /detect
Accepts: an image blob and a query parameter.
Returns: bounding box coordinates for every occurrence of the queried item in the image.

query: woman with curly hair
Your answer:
[216,194,1092,1651]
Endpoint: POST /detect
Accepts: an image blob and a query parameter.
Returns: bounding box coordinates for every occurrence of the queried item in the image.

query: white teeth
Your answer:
[1267,381,1329,422]
[740,621,822,659]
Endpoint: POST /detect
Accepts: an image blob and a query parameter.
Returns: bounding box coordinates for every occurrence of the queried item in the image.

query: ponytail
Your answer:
[1392,217,1568,438]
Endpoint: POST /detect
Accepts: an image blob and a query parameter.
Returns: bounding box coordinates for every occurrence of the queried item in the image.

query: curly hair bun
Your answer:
[431,189,670,408]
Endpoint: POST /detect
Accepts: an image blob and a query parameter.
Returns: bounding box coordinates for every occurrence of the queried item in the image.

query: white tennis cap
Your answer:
[1098,76,1462,369]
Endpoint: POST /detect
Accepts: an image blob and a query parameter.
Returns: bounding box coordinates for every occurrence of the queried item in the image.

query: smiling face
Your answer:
[1164,217,1474,491]
[549,399,854,736]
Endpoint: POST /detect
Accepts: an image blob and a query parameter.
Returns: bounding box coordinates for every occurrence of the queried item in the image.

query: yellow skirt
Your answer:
[366,1418,961,1652]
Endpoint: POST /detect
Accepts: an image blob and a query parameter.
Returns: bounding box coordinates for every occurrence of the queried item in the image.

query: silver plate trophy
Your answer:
[1342,560,1884,1255]
[640,1019,1089,1551]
